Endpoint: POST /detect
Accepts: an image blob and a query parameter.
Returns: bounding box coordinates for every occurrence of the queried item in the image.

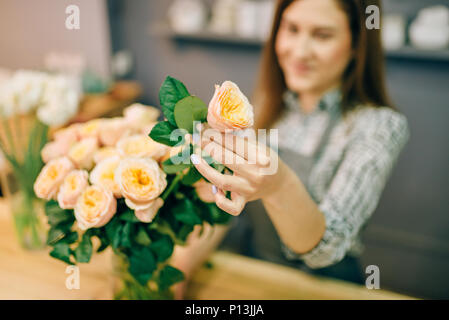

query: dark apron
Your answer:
[218,112,365,285]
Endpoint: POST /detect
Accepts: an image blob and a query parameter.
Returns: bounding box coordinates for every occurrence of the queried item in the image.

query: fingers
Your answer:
[190,153,254,195]
[198,125,271,167]
[199,138,252,176]
[214,188,246,216]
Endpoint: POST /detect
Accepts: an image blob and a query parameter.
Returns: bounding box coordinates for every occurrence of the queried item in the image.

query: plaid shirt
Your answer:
[275,89,410,268]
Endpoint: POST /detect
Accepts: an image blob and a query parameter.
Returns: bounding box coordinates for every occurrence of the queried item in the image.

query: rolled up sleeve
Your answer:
[281,109,410,268]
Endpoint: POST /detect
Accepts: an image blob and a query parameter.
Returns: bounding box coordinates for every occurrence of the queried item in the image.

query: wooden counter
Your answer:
[0,200,413,300]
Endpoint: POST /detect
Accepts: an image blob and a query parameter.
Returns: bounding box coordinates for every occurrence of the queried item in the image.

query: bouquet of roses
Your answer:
[33,76,254,299]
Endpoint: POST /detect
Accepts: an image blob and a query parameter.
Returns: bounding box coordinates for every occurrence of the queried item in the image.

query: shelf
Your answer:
[149,22,265,48]
[150,22,449,61]
[385,46,449,62]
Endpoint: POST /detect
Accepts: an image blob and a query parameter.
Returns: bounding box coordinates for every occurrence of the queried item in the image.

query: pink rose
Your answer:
[117,134,168,161]
[114,157,167,208]
[68,137,98,170]
[74,185,117,230]
[41,141,72,163]
[99,117,133,147]
[127,197,164,223]
[57,170,89,209]
[89,156,122,198]
[78,119,103,140]
[124,103,160,129]
[34,157,75,200]
[93,147,120,164]
[207,81,254,132]
[53,123,81,144]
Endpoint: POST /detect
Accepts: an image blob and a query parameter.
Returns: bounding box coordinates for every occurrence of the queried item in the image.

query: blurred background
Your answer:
[0,0,448,299]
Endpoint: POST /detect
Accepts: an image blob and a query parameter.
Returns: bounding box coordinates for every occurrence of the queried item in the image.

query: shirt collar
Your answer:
[283,86,342,115]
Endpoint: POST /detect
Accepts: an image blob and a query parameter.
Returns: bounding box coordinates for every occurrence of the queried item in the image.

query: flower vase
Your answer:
[111,253,175,300]
[1,171,47,250]
[0,114,48,250]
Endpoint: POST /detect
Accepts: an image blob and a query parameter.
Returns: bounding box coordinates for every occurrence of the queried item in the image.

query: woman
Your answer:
[172,0,409,298]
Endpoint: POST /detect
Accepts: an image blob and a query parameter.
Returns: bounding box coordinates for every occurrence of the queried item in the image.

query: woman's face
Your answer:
[275,0,353,95]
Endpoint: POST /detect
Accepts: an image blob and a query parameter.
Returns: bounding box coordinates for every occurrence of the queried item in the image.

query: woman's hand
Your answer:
[189,124,287,216]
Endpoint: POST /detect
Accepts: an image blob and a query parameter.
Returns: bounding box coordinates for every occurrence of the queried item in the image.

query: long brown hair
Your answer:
[253,0,393,129]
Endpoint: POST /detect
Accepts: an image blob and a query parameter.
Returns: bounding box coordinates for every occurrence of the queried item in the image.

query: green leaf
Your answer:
[162,144,193,174]
[121,222,133,248]
[118,210,140,223]
[149,235,174,263]
[105,217,122,249]
[159,76,190,126]
[47,225,78,245]
[128,247,157,286]
[74,232,93,263]
[45,201,75,227]
[135,227,152,246]
[50,242,73,265]
[181,165,202,186]
[208,203,233,224]
[158,265,185,291]
[149,121,183,147]
[174,96,207,133]
[177,224,195,243]
[96,232,110,253]
[173,198,202,226]
[162,159,190,175]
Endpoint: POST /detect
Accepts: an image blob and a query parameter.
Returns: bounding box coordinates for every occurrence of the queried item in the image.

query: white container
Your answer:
[382,15,406,50]
[257,1,276,40]
[409,5,449,50]
[168,0,207,34]
[235,1,259,38]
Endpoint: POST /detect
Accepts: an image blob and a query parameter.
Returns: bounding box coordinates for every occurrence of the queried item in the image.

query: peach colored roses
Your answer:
[68,137,98,170]
[89,156,122,197]
[117,134,168,161]
[57,170,89,209]
[74,185,117,230]
[207,81,254,131]
[114,157,167,213]
[34,157,75,200]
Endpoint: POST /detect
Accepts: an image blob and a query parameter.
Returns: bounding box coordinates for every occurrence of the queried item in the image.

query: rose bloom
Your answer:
[159,144,185,163]
[53,123,81,145]
[41,141,72,163]
[89,156,122,198]
[34,157,75,200]
[117,134,168,161]
[140,122,157,136]
[78,119,103,140]
[57,170,89,209]
[99,117,133,147]
[93,147,120,164]
[123,103,160,129]
[193,179,215,203]
[114,157,167,209]
[207,81,254,131]
[68,137,98,170]
[131,197,164,223]
[74,185,117,230]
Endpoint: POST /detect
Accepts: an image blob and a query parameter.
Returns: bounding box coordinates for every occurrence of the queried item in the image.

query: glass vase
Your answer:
[0,114,48,250]
[1,171,47,250]
[111,253,175,300]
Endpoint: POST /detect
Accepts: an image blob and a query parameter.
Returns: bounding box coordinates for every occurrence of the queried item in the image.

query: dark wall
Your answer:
[107,0,262,105]
[109,0,449,299]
